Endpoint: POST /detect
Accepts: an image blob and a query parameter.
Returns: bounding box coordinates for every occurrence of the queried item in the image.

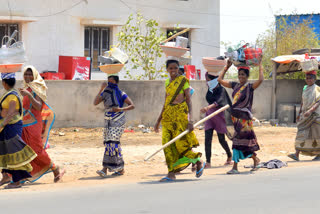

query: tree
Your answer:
[117,13,167,80]
[255,14,320,79]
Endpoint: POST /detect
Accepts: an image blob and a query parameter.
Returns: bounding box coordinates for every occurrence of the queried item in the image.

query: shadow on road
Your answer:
[138,178,200,185]
[78,176,109,180]
[146,172,192,177]
[215,171,253,176]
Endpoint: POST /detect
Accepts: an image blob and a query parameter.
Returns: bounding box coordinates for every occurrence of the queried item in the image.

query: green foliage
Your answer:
[255,14,320,79]
[117,13,168,80]
[223,13,320,80]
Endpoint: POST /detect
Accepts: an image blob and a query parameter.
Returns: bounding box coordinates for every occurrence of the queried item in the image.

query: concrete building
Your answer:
[0,0,220,80]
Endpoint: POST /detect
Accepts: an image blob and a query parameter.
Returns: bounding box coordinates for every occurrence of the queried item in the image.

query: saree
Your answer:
[204,84,232,133]
[230,82,259,163]
[295,84,320,156]
[101,83,128,172]
[0,89,37,182]
[22,88,56,183]
[162,75,201,173]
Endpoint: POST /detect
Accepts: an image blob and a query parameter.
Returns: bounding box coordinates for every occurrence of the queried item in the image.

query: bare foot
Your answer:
[205,162,211,169]
[191,164,197,172]
[0,173,11,186]
[53,167,66,183]
[251,156,260,171]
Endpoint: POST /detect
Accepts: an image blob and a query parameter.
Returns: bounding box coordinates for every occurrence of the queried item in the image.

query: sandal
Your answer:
[196,162,206,178]
[160,177,175,182]
[96,170,108,178]
[4,183,22,189]
[224,161,233,166]
[112,171,124,176]
[250,167,259,172]
[227,169,240,174]
[288,154,300,161]
[313,155,320,161]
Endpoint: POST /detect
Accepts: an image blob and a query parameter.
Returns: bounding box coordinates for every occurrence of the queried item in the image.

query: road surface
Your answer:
[0,165,319,214]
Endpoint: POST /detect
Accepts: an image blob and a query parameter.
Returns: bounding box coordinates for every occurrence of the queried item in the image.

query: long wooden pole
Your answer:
[160,28,190,44]
[144,105,230,161]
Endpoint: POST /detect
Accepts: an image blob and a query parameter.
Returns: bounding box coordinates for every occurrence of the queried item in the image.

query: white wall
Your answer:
[0,0,220,79]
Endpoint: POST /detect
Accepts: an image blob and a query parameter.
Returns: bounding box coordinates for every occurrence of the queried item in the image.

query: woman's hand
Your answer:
[188,121,194,132]
[112,107,122,112]
[18,88,31,97]
[226,59,233,68]
[200,107,208,114]
[154,121,160,133]
[304,111,311,118]
[258,54,263,65]
[100,82,108,91]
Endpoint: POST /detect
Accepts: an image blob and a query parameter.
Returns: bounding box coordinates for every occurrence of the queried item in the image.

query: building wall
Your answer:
[1,79,310,128]
[0,0,220,80]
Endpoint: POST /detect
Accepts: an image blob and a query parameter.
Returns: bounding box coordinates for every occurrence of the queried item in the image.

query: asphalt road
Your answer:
[1,165,319,214]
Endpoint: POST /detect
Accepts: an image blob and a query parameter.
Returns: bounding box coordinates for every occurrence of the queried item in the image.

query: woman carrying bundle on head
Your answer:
[218,57,264,174]
[154,59,205,182]
[288,70,320,161]
[94,74,135,177]
[0,73,37,189]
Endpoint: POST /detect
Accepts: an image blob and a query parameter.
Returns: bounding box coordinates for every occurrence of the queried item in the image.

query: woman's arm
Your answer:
[252,59,264,90]
[94,82,107,106]
[0,100,19,130]
[185,88,194,131]
[200,103,217,114]
[19,89,43,111]
[154,94,166,133]
[112,96,135,112]
[304,100,320,118]
[218,59,233,88]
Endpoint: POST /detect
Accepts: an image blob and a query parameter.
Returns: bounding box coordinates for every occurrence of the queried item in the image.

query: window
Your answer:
[0,24,19,46]
[84,27,110,70]
[166,29,190,49]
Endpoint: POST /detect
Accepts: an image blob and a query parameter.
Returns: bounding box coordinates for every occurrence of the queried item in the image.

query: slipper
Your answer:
[111,171,124,176]
[227,169,240,174]
[4,183,22,189]
[0,180,10,187]
[224,161,234,166]
[96,170,108,178]
[196,162,206,178]
[54,168,66,183]
[159,177,175,182]
[312,155,320,161]
[288,154,300,161]
[250,167,259,172]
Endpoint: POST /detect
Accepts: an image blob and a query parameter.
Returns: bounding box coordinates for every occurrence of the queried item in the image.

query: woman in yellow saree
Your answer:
[154,60,205,182]
[288,71,320,161]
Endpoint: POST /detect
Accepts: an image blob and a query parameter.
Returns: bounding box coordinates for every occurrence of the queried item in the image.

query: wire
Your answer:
[7,0,12,20]
[119,0,137,13]
[122,1,273,19]
[32,0,87,18]
[191,40,222,49]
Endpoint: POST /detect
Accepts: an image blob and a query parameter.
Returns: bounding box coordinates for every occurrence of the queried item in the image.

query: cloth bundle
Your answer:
[225,43,262,67]
[99,47,128,66]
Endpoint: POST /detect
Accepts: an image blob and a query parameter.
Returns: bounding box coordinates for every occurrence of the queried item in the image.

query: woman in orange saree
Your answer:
[19,66,65,183]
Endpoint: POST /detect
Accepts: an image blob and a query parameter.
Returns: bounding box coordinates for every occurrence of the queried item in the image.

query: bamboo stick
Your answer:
[160,28,190,44]
[144,105,230,161]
